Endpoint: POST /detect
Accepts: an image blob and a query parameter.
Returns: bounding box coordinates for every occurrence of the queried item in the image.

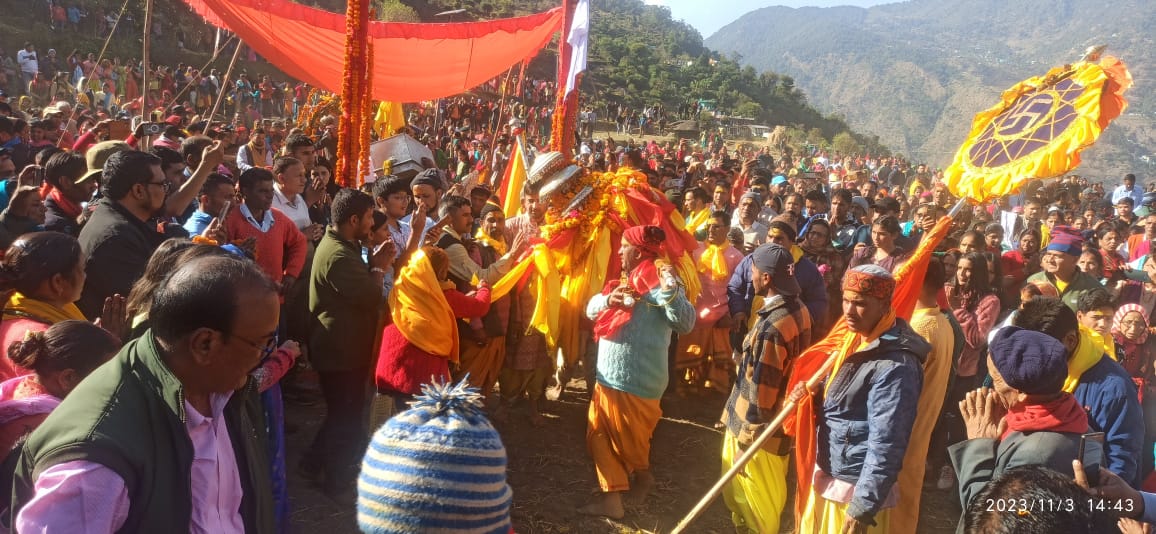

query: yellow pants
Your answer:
[721,433,790,534]
[586,383,662,492]
[798,489,890,534]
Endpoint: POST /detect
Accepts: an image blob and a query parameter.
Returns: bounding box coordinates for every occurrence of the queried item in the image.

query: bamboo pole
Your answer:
[207,41,243,125]
[670,351,839,534]
[140,0,153,122]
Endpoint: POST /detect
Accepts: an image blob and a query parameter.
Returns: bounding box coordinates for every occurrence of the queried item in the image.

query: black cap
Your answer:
[750,244,801,296]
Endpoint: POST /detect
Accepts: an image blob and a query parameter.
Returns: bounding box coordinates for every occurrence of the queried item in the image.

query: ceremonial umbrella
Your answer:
[943,48,1132,203]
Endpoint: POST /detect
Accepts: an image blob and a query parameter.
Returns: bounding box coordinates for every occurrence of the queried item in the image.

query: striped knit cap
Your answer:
[358,379,513,533]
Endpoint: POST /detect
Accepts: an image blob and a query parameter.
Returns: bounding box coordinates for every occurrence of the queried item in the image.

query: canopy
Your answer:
[183,0,564,103]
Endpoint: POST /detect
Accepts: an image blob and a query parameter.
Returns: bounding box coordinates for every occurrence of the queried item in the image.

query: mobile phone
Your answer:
[1078,431,1105,467]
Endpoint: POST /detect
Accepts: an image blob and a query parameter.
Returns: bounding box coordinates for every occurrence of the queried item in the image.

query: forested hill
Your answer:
[390,0,887,152]
[705,0,1156,177]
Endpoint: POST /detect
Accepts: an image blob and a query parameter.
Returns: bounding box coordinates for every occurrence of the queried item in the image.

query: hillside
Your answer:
[705,0,1156,178]
[0,0,885,153]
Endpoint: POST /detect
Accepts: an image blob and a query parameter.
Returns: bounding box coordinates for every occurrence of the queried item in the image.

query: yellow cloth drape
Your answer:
[372,101,405,138]
[1065,327,1107,393]
[698,243,732,281]
[388,249,460,362]
[487,243,562,347]
[473,229,507,257]
[721,433,790,534]
[501,141,528,218]
[2,292,86,323]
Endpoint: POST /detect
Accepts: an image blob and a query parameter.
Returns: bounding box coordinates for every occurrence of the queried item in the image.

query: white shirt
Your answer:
[16,50,37,74]
[239,204,273,233]
[272,184,312,230]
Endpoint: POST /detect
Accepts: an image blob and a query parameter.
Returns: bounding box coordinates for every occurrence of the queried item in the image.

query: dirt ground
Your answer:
[284,376,962,534]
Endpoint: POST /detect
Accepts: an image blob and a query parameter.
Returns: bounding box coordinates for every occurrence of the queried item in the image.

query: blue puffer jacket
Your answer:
[816,318,929,524]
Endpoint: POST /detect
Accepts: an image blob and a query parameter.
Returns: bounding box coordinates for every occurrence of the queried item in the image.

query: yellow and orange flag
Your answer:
[498,138,529,218]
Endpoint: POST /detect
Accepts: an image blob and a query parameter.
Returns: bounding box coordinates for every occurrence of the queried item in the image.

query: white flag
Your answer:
[564,0,589,95]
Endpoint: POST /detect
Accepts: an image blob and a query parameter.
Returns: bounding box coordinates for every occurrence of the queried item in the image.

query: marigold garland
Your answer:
[336,0,370,187]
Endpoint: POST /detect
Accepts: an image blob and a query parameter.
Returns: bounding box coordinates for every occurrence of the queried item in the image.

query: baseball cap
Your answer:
[750,243,800,296]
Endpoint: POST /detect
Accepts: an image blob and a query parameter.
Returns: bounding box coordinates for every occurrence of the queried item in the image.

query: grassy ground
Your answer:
[284,376,962,533]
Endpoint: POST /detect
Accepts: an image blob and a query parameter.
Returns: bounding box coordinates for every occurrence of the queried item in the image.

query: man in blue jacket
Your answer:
[1012,296,1145,487]
[727,215,829,336]
[794,264,929,533]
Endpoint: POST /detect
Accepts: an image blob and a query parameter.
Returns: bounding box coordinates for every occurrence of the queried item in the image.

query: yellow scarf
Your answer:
[698,242,732,281]
[2,292,86,324]
[825,308,898,395]
[685,208,711,232]
[1064,326,1108,393]
[388,250,461,362]
[473,229,508,256]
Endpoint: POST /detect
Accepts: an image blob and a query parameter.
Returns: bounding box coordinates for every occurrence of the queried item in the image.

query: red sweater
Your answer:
[223,206,307,284]
[375,287,491,396]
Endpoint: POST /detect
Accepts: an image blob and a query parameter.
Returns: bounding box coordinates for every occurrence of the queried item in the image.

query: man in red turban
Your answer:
[581,225,696,519]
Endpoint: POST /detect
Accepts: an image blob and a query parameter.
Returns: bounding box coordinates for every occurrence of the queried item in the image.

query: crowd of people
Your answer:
[0,36,1150,531]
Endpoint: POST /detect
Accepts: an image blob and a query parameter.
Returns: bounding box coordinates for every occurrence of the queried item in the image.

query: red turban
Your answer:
[623,225,666,257]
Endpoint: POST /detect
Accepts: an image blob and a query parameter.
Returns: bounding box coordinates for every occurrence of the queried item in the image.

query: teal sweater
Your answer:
[586,285,696,399]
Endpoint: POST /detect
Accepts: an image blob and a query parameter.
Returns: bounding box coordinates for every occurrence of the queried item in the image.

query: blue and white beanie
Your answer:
[357,379,513,534]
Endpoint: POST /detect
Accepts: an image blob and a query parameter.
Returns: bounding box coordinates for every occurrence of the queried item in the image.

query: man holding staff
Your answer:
[719,243,812,533]
[795,265,929,533]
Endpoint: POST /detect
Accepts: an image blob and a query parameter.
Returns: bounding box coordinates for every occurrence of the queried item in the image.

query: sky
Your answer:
[644,0,890,37]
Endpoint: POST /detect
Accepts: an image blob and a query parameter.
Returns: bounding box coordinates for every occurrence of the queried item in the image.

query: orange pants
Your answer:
[586,383,662,492]
[453,337,506,395]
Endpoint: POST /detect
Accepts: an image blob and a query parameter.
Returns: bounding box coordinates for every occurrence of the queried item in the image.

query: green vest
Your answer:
[12,332,275,533]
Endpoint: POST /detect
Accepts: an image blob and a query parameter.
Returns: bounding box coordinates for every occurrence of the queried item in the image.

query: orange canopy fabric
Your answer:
[182,0,564,103]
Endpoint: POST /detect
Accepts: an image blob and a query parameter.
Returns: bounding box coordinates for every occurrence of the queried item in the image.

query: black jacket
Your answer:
[77,200,164,318]
[42,196,80,236]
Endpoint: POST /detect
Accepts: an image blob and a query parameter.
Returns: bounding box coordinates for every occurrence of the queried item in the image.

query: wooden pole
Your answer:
[670,351,839,534]
[140,0,153,122]
[161,36,234,118]
[207,41,244,125]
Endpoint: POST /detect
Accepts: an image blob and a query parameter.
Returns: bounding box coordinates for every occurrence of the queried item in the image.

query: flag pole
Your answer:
[670,351,839,534]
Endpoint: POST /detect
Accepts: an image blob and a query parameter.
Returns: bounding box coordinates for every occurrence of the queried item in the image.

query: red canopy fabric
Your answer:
[182,0,563,103]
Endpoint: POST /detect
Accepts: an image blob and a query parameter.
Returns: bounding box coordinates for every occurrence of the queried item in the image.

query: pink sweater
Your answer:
[223,206,307,284]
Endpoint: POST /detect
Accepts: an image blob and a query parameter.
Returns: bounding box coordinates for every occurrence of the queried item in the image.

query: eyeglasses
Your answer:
[232,332,278,359]
[145,180,171,193]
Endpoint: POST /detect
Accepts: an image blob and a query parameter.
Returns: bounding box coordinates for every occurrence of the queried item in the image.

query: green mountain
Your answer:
[705,0,1156,178]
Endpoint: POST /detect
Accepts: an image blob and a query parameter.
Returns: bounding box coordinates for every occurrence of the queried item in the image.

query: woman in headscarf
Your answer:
[375,246,491,411]
[1001,226,1042,291]
[800,217,846,328]
[1112,303,1156,481]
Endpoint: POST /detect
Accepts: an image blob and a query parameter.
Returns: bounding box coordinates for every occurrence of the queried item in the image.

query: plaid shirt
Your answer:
[721,293,813,455]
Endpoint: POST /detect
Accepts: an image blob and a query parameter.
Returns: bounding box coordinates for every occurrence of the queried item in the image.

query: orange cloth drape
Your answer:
[783,214,952,522]
[182,0,564,103]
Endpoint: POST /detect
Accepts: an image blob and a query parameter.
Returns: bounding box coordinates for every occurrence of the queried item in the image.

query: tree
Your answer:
[735,101,763,120]
[832,131,861,155]
[379,0,419,21]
